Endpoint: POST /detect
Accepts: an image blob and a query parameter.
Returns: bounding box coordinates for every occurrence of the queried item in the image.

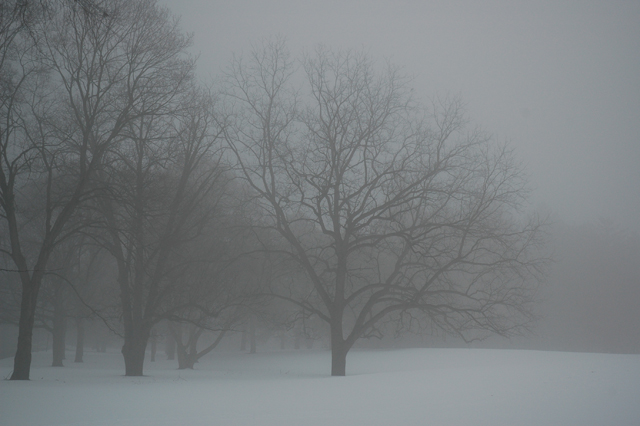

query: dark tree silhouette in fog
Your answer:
[223,39,547,376]
[97,84,227,376]
[0,0,204,379]
[0,0,134,380]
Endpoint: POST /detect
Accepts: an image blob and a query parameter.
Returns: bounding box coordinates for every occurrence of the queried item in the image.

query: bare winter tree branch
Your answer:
[222,40,548,376]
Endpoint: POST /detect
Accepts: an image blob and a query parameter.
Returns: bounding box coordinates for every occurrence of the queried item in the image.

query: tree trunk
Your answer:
[330,317,347,376]
[121,326,150,376]
[150,330,157,362]
[165,331,176,360]
[240,328,247,351]
[176,325,198,369]
[177,352,197,369]
[176,328,226,369]
[10,283,38,380]
[294,323,301,350]
[51,310,67,367]
[74,317,84,363]
[249,315,256,354]
[11,317,35,380]
[188,326,198,358]
[331,345,347,377]
[122,339,147,376]
[52,287,67,367]
[175,334,195,370]
[170,323,190,369]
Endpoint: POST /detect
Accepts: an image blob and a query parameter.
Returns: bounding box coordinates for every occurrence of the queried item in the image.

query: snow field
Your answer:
[1,348,639,426]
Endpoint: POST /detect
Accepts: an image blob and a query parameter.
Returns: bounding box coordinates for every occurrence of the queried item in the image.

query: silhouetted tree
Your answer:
[97,83,228,376]
[0,0,124,380]
[223,40,547,376]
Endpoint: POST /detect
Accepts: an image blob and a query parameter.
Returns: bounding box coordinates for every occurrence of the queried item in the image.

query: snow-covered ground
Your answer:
[1,348,639,426]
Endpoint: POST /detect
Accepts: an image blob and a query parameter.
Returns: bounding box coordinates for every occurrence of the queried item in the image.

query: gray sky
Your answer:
[162,0,640,232]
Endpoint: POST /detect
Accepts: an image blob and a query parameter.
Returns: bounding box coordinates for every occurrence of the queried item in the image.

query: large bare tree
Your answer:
[0,0,91,380]
[223,40,547,376]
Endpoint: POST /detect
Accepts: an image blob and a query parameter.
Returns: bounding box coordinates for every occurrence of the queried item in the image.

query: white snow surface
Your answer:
[1,348,639,426]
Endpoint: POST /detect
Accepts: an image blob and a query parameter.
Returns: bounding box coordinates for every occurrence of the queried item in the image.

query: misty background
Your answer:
[157,0,640,352]
[163,0,640,232]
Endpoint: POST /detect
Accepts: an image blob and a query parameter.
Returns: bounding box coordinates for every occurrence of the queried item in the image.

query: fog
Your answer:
[1,2,640,423]
[162,0,640,232]
[148,0,640,354]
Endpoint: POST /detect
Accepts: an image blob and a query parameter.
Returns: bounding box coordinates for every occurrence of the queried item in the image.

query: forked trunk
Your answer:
[177,352,197,370]
[176,325,199,369]
[175,330,196,369]
[173,325,227,369]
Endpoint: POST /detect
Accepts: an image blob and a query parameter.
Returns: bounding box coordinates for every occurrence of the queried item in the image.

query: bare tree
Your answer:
[0,0,194,380]
[169,321,228,370]
[0,0,85,380]
[164,214,259,369]
[39,252,73,368]
[96,82,228,375]
[223,40,547,376]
